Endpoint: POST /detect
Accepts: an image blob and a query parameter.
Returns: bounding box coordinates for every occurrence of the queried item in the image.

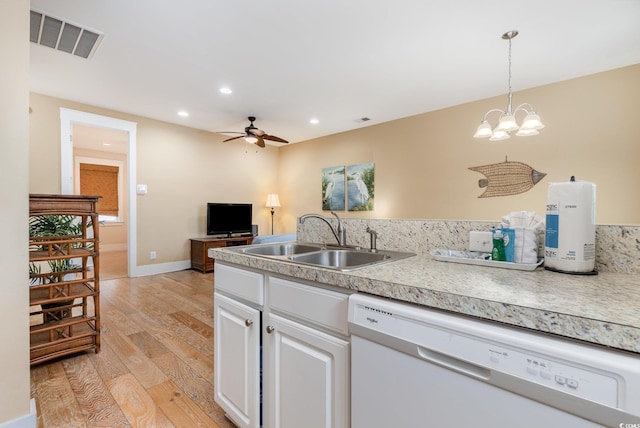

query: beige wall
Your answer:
[29,65,640,267]
[0,0,32,423]
[279,64,640,232]
[29,94,280,266]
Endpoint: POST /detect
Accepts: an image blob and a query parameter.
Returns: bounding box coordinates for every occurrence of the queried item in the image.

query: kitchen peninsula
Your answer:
[210,218,640,354]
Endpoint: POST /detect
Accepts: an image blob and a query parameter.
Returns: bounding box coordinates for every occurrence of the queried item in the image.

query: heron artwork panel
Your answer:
[347,162,374,211]
[322,165,345,211]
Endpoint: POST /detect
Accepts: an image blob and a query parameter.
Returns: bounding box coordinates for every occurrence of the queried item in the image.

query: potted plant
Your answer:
[29,215,91,322]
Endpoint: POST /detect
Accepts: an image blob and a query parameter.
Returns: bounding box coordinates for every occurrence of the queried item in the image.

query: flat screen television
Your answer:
[206,203,253,237]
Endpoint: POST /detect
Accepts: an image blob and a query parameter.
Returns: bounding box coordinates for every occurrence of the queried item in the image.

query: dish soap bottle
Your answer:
[492,229,506,261]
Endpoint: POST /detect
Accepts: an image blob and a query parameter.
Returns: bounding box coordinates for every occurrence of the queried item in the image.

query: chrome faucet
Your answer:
[366,227,378,252]
[299,211,347,246]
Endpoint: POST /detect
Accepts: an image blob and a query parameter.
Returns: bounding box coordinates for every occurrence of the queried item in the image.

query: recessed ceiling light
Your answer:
[220,87,233,94]
[102,142,111,146]
[178,111,189,117]
[310,118,319,124]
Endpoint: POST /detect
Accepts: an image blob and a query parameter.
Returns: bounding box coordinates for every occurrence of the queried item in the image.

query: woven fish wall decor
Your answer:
[469,157,546,198]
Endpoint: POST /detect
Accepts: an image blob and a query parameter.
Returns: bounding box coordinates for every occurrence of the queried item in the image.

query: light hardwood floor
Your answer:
[30,269,238,428]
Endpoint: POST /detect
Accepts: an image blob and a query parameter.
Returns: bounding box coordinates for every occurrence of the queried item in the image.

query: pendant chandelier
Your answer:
[473,30,544,141]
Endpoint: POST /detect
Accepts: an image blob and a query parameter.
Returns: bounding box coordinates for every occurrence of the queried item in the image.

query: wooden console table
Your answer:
[190,236,253,273]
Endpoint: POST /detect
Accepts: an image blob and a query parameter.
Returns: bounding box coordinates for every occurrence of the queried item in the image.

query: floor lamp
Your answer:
[265,193,280,235]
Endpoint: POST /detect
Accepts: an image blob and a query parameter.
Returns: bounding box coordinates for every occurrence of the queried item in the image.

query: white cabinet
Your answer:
[214,262,351,428]
[263,312,349,428]
[214,263,263,428]
[214,292,261,428]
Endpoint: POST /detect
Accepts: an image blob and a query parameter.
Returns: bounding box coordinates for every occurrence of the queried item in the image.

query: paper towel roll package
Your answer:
[545,178,596,273]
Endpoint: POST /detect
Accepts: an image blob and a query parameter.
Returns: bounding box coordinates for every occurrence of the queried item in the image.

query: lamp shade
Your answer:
[495,114,519,132]
[515,128,539,137]
[266,193,281,208]
[520,113,545,130]
[489,130,511,141]
[245,135,259,144]
[473,121,493,138]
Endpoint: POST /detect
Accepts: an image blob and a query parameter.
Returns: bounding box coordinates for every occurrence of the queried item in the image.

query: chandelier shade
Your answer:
[473,30,544,141]
[520,112,545,130]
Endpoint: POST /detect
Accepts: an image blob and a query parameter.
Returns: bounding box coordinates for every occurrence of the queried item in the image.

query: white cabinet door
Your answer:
[214,292,261,428]
[263,312,350,428]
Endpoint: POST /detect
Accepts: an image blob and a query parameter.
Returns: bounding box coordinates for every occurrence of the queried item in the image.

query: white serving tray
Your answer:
[430,249,544,271]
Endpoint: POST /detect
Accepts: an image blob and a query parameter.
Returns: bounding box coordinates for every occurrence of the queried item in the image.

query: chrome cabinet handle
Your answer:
[266,325,275,334]
[245,319,253,327]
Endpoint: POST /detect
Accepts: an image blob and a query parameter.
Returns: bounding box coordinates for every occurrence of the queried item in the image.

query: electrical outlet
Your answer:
[150,251,157,260]
[469,231,493,252]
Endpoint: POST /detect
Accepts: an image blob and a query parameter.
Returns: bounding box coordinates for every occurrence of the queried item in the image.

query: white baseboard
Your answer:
[0,399,36,428]
[131,260,191,277]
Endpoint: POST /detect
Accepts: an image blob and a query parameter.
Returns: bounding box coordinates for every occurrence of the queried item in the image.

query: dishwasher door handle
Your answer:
[417,345,491,381]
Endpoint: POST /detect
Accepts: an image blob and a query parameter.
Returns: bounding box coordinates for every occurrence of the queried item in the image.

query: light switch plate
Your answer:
[469,231,493,252]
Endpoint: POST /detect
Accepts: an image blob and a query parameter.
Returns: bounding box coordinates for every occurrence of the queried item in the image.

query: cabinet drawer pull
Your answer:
[266,325,275,334]
[245,319,253,327]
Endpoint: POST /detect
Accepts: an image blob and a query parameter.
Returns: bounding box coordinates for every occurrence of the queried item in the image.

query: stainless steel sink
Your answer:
[241,243,323,256]
[291,249,389,268]
[291,248,414,270]
[237,242,414,271]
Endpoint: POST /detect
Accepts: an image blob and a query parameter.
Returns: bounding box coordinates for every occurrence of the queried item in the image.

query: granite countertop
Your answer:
[210,246,640,354]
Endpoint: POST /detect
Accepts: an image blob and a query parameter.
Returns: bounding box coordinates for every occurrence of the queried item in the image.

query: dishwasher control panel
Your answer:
[484,342,618,406]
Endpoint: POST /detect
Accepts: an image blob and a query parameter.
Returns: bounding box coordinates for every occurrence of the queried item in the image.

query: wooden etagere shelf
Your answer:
[29,194,101,365]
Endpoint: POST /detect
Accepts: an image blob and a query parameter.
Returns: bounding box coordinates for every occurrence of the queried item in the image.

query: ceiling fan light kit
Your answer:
[220,116,289,148]
[473,30,545,141]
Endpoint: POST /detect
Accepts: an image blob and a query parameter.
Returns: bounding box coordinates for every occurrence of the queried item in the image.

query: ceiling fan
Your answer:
[220,116,289,148]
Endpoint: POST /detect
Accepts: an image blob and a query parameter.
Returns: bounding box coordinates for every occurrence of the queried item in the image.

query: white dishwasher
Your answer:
[348,293,640,428]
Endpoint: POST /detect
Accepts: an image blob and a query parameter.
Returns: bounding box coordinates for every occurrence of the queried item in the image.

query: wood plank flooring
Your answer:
[30,269,237,428]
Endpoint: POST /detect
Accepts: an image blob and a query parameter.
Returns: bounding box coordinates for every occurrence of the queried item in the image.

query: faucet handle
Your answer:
[366,227,378,252]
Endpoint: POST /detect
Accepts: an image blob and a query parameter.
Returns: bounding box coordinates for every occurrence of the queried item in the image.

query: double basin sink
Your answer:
[238,242,415,271]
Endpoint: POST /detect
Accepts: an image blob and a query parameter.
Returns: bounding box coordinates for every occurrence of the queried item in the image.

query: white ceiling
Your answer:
[29,0,640,145]
[72,124,128,154]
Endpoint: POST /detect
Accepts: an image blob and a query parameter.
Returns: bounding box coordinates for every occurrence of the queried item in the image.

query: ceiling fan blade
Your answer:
[222,135,245,142]
[256,136,265,148]
[218,131,244,134]
[250,128,265,137]
[263,134,289,144]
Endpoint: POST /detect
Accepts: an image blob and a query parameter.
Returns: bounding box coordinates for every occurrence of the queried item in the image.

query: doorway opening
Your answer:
[60,108,138,277]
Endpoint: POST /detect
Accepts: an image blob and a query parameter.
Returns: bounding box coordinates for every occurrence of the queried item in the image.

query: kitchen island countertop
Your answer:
[210,246,640,354]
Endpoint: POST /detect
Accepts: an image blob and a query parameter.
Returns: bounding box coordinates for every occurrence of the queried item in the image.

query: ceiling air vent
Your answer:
[354,117,371,123]
[30,9,103,59]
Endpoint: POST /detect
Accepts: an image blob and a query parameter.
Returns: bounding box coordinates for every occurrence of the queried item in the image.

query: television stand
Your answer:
[190,236,254,273]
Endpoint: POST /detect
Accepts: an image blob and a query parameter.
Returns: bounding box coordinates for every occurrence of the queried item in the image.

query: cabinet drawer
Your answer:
[215,263,264,306]
[268,277,349,336]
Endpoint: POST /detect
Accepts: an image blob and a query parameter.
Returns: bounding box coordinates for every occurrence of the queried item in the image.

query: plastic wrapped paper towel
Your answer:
[544,178,596,273]
[500,211,545,264]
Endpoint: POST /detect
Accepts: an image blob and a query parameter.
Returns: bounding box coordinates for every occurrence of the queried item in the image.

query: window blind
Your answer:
[79,163,119,216]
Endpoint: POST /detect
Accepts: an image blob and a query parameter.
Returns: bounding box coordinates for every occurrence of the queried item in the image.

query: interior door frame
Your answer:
[60,107,139,277]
